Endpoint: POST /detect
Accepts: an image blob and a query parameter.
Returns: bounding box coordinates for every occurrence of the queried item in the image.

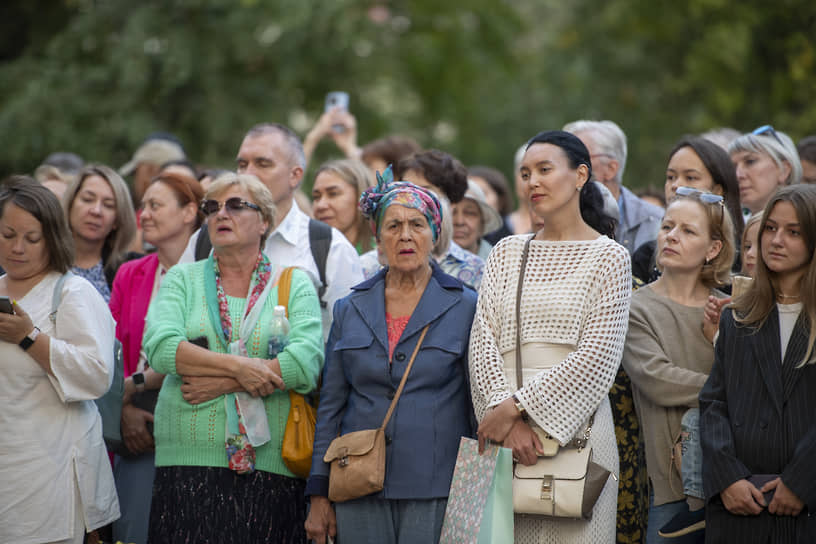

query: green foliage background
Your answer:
[1,0,814,193]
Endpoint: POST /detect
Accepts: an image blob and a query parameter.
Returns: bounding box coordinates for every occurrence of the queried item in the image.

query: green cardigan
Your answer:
[143,259,324,476]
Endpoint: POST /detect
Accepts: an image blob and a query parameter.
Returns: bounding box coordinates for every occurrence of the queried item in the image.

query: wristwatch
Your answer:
[19,327,41,351]
[132,372,146,393]
[512,393,529,421]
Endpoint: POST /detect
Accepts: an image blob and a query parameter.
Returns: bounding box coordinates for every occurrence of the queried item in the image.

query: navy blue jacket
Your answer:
[700,308,816,542]
[305,262,477,499]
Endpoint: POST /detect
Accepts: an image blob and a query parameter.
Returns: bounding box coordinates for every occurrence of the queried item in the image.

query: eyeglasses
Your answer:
[200,197,261,216]
[752,125,784,146]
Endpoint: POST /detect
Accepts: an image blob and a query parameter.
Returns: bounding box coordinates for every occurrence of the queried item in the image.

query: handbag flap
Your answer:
[323,429,382,463]
[513,447,592,480]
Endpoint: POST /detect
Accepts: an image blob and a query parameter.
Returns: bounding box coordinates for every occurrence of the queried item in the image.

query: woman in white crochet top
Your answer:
[470,130,632,543]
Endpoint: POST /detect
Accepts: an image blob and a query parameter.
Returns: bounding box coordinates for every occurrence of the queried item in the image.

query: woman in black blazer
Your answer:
[700,184,816,543]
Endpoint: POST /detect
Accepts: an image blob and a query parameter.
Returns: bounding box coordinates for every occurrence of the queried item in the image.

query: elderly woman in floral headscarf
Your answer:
[305,168,478,544]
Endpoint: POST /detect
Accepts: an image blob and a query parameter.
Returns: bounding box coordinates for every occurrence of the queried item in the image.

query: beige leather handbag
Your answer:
[509,236,611,519]
[323,326,429,503]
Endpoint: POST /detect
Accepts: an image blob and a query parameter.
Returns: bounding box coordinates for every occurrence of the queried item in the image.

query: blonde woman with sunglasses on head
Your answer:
[622,188,736,543]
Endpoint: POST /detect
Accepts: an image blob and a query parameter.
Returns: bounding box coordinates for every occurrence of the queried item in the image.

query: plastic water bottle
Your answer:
[268,305,290,358]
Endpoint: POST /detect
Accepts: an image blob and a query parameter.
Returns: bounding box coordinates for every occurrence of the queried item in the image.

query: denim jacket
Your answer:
[305,262,477,499]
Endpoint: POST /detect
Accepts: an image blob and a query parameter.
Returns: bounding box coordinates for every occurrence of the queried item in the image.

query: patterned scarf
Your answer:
[213,251,272,474]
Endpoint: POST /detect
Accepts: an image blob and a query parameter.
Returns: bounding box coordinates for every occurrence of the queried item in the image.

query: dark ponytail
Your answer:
[579,181,616,239]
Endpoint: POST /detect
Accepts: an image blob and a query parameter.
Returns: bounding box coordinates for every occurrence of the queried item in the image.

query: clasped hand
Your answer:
[477,397,544,465]
[235,356,284,397]
[721,477,804,517]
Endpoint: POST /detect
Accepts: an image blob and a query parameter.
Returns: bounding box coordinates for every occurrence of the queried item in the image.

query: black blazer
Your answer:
[700,307,816,543]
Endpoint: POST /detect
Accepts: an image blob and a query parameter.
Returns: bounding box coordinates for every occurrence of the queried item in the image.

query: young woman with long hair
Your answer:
[700,184,816,542]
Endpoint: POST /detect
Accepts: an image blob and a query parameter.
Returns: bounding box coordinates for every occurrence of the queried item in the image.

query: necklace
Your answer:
[776,292,801,302]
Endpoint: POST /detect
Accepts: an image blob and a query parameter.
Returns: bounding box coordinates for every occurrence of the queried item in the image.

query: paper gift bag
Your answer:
[440,437,514,544]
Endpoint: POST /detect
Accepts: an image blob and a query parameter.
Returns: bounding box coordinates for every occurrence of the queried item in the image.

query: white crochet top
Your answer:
[469,234,632,445]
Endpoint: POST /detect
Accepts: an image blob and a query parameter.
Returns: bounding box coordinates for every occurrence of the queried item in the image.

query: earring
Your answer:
[704,257,711,265]
[576,186,582,192]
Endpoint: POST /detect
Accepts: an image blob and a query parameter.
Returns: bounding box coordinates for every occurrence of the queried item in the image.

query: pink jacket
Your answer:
[109,253,159,378]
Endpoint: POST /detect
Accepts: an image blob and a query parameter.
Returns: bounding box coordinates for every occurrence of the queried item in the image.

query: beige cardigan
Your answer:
[622,285,722,506]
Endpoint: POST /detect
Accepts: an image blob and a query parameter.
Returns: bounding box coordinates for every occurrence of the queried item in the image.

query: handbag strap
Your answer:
[379,324,429,431]
[277,266,295,314]
[514,236,534,390]
[50,271,73,324]
[513,236,595,447]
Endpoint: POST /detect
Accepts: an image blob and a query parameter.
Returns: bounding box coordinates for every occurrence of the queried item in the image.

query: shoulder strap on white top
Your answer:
[50,271,73,324]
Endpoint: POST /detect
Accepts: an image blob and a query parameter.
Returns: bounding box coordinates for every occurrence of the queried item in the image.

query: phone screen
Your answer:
[0,296,14,314]
[324,91,349,113]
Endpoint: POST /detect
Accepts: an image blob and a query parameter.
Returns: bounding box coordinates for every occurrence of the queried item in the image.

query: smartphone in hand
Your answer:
[0,296,14,314]
[324,91,349,133]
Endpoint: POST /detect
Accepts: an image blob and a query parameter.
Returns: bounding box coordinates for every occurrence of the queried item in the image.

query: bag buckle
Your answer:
[338,456,349,467]
[540,475,554,501]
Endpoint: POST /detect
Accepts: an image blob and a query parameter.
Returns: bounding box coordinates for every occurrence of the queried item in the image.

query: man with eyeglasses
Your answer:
[180,123,363,339]
[564,120,663,255]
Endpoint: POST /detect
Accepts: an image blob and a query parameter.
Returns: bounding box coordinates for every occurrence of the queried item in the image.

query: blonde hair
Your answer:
[656,194,736,288]
[734,185,816,366]
[206,173,277,245]
[63,164,137,275]
[740,212,763,275]
[315,158,375,252]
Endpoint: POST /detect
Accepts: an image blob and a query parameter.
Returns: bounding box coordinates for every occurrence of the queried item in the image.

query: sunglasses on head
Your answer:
[675,186,725,229]
[200,197,261,216]
[675,186,724,204]
[752,125,784,146]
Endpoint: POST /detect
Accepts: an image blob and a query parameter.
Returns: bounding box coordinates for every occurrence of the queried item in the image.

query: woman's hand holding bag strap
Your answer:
[509,236,611,519]
[323,325,430,503]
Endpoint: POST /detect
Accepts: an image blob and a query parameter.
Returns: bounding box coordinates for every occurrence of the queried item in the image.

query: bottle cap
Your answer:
[273,305,287,317]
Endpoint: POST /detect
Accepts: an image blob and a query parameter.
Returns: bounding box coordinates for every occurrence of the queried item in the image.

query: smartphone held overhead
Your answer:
[325,91,349,133]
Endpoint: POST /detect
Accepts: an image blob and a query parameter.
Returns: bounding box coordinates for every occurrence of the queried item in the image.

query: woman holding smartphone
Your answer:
[0,179,119,543]
[700,184,816,542]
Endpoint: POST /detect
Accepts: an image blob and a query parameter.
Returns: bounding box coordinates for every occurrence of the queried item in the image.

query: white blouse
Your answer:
[469,235,632,444]
[0,271,119,544]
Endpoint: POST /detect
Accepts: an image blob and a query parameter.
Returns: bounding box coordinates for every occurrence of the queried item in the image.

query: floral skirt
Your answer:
[148,466,306,544]
[609,366,649,543]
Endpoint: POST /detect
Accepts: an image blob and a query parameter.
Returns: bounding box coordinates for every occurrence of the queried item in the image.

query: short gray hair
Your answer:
[728,129,802,185]
[563,120,627,185]
[245,123,306,170]
[206,173,277,245]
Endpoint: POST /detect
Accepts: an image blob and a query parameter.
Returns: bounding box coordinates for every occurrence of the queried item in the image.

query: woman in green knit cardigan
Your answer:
[143,173,323,543]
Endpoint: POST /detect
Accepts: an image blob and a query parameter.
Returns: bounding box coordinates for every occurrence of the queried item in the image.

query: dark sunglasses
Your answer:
[200,197,261,216]
[752,125,784,146]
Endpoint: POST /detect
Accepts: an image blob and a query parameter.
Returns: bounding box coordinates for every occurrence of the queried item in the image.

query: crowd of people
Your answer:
[0,110,815,544]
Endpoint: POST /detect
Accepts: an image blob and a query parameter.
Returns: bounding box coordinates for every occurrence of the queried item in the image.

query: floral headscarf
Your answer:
[358,165,443,242]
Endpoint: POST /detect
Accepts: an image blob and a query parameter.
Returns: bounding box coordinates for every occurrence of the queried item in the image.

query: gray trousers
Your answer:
[334,496,447,544]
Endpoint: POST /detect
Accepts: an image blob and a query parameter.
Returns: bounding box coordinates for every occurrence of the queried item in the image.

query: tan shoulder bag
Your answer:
[324,325,429,502]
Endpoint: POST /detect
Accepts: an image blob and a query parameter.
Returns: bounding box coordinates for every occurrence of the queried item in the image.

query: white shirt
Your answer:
[0,272,119,544]
[180,201,363,339]
[778,302,803,362]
